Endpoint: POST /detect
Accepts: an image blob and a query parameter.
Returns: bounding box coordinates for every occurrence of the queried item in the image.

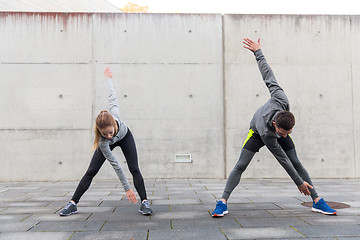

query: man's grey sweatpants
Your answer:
[221,136,319,201]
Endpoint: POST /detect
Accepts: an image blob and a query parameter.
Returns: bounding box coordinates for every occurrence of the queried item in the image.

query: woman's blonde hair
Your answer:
[92,110,118,151]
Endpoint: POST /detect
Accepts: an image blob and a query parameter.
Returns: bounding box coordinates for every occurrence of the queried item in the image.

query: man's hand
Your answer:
[243,38,261,52]
[104,66,113,79]
[125,189,138,203]
[297,181,313,196]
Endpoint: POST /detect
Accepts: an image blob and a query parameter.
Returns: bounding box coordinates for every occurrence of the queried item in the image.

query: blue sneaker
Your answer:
[212,200,228,217]
[312,198,337,215]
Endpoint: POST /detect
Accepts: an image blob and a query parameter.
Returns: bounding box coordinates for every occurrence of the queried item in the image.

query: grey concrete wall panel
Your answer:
[92,13,223,64]
[0,64,93,130]
[224,14,356,179]
[91,13,225,179]
[0,13,93,63]
[0,130,92,181]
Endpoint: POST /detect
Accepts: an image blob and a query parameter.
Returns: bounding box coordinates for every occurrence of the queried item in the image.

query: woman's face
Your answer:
[99,125,115,139]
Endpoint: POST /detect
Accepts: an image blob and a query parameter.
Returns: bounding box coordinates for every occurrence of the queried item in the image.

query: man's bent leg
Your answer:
[221,149,256,201]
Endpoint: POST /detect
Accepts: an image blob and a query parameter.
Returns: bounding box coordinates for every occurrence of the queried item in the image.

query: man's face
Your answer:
[273,122,292,138]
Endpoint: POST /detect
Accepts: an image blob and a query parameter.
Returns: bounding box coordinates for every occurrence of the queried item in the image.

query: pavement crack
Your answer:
[246,197,254,203]
[20,214,33,222]
[62,191,70,197]
[219,227,229,240]
[99,221,106,231]
[290,226,308,238]
[170,219,173,229]
[26,221,41,232]
[45,201,55,207]
[67,231,76,240]
[264,209,276,217]
[296,216,312,225]
[85,213,93,221]
[233,218,244,227]
[272,202,283,209]
[54,206,63,214]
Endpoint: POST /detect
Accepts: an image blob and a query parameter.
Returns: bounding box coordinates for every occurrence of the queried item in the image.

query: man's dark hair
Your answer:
[274,111,295,130]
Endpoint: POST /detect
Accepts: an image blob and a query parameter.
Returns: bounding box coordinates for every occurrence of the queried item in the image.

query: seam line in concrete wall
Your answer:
[91,14,96,143]
[350,17,357,177]
[221,14,227,179]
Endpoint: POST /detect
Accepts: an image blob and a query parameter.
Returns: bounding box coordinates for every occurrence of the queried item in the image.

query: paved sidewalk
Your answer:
[0,178,359,240]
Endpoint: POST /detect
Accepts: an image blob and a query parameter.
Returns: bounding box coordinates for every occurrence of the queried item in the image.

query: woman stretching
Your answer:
[59,67,152,216]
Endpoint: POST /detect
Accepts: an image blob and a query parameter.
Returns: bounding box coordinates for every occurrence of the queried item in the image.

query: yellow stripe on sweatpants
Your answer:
[242,129,255,148]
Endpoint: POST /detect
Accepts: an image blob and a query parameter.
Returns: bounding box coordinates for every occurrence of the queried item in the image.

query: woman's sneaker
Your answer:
[59,202,77,216]
[212,200,228,217]
[139,200,152,215]
[312,198,337,215]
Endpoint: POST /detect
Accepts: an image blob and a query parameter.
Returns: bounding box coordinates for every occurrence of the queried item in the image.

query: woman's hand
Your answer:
[125,189,138,203]
[104,66,113,79]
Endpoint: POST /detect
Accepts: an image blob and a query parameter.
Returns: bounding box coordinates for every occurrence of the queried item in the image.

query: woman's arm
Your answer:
[104,67,121,121]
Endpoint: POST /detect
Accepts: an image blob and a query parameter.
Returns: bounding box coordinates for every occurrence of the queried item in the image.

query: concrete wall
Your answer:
[0,12,358,181]
[224,14,359,179]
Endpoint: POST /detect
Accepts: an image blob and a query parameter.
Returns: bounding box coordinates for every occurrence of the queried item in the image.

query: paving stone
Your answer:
[294,225,360,238]
[267,209,317,217]
[342,201,360,208]
[101,219,170,231]
[336,207,360,216]
[0,202,50,208]
[171,218,241,230]
[29,220,104,232]
[66,206,115,214]
[0,232,73,240]
[0,221,40,232]
[299,216,360,225]
[153,210,211,220]
[221,226,305,239]
[228,202,282,210]
[49,200,102,208]
[169,204,208,212]
[249,197,303,203]
[235,216,309,227]
[25,213,91,222]
[148,228,227,240]
[0,214,30,222]
[71,230,148,240]
[227,209,274,218]
[0,207,60,214]
[152,199,201,205]
[87,211,150,221]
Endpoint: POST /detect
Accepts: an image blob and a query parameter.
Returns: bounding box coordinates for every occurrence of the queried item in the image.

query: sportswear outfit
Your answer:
[212,49,336,216]
[60,77,151,216]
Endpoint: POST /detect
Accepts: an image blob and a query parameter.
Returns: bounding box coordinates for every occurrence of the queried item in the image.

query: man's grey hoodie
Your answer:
[250,49,304,186]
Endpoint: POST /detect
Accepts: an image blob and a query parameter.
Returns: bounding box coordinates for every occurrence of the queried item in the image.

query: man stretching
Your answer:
[212,38,336,217]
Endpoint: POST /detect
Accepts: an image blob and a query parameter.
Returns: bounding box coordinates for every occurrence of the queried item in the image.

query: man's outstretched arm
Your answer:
[243,38,288,105]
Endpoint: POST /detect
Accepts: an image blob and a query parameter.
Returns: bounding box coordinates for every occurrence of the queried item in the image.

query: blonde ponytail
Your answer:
[91,110,118,152]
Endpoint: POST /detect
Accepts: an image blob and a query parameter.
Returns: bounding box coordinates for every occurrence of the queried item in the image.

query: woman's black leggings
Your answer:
[71,129,147,203]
